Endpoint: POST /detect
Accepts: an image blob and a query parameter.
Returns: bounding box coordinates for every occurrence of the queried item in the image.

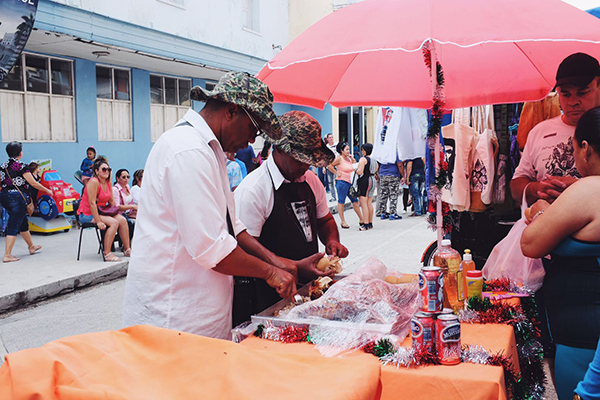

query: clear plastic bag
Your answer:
[285,258,420,355]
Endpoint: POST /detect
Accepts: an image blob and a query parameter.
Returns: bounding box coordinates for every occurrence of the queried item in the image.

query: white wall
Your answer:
[49,0,289,61]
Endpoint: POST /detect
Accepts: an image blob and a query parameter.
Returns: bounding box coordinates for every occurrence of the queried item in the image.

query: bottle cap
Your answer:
[466,270,483,278]
[463,251,472,261]
[441,239,451,247]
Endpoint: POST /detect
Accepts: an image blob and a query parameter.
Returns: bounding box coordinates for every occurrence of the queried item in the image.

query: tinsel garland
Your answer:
[460,290,546,400]
[426,200,453,234]
[252,280,545,399]
[422,41,451,234]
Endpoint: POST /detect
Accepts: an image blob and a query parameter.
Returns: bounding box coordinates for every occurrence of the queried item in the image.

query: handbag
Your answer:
[3,166,34,216]
[481,189,545,291]
[348,172,359,198]
[98,204,120,216]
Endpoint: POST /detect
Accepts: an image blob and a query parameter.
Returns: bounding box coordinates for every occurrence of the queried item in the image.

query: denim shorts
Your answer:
[0,190,29,236]
[78,213,94,224]
[336,180,358,204]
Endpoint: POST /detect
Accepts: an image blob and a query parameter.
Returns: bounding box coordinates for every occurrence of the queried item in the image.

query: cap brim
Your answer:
[555,75,595,89]
[276,140,335,168]
[256,107,283,141]
[190,86,212,102]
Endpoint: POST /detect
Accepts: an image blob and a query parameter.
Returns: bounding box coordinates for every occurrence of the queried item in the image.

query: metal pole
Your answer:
[431,41,443,246]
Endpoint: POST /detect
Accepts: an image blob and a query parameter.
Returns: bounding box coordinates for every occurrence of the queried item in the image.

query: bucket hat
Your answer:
[267,111,335,168]
[190,72,282,140]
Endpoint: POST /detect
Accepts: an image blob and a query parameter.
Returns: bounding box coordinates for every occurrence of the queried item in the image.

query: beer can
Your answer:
[435,314,461,365]
[418,266,444,312]
[439,308,454,316]
[411,311,435,353]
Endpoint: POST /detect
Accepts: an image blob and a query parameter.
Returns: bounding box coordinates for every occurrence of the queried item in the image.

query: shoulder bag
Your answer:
[3,166,34,216]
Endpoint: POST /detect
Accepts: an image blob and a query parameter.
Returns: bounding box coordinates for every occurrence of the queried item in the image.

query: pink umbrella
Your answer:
[258,0,600,110]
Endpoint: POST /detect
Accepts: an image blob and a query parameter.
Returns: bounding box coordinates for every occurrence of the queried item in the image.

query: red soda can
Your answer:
[439,308,454,316]
[435,314,461,365]
[419,266,444,312]
[411,311,435,353]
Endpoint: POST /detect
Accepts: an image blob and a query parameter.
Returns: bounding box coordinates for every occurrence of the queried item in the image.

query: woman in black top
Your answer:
[356,143,376,230]
[0,142,52,262]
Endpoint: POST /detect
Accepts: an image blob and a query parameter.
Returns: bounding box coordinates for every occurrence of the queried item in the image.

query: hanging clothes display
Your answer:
[372,107,427,164]
[470,105,498,211]
[516,93,561,151]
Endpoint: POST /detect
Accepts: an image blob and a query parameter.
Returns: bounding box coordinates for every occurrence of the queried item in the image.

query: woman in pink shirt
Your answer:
[78,159,131,261]
[327,142,363,229]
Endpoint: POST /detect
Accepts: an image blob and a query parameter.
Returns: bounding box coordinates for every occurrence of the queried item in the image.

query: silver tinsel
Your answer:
[458,308,480,323]
[461,345,492,364]
[380,347,417,369]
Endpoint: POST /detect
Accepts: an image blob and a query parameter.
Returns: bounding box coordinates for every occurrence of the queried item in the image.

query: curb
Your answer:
[0,261,129,314]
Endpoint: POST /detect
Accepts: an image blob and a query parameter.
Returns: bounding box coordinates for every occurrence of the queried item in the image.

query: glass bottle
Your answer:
[432,239,463,312]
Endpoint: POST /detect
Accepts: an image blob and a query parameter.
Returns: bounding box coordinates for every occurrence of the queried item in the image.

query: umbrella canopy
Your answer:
[258,0,600,110]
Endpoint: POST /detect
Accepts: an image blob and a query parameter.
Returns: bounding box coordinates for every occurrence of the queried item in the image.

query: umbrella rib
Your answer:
[512,42,553,87]
[325,53,360,106]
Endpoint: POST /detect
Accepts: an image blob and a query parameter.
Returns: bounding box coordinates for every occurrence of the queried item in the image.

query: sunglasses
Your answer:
[100,167,112,172]
[120,175,130,179]
[241,107,264,136]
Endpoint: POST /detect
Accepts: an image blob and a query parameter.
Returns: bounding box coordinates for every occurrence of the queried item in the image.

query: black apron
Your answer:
[232,171,318,327]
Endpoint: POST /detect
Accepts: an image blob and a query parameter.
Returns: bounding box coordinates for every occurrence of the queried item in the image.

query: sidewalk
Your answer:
[0,198,357,314]
[0,225,129,314]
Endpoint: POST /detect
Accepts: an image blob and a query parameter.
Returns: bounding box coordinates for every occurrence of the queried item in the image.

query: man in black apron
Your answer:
[233,111,349,326]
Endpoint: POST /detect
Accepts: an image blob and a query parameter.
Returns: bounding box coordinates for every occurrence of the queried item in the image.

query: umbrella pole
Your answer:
[430,42,443,247]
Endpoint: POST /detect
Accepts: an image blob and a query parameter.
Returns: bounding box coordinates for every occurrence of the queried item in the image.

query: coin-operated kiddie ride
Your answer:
[29,170,81,233]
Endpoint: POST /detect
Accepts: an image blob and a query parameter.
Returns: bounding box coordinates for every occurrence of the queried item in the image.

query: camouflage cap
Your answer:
[267,111,335,168]
[190,72,282,140]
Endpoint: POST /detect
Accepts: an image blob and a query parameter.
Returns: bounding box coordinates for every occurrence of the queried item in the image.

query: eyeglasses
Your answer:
[121,175,130,179]
[241,107,264,136]
[100,167,112,172]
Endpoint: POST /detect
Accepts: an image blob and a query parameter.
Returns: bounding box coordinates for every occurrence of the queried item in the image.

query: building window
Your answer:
[242,0,260,33]
[0,53,75,142]
[96,66,132,141]
[150,74,191,141]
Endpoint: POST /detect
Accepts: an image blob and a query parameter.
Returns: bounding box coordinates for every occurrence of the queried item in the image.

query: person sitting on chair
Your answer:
[77,158,131,262]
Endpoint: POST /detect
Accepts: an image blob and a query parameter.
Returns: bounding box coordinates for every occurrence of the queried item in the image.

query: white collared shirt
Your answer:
[234,156,329,237]
[123,109,245,340]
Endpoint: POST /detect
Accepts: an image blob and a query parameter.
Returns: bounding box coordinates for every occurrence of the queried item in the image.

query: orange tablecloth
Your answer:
[242,323,518,400]
[0,325,381,400]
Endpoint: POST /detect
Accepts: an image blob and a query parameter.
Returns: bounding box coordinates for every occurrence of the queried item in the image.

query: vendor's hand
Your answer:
[97,221,107,230]
[296,252,332,281]
[535,175,573,203]
[275,257,298,281]
[326,241,349,258]
[265,267,296,299]
[400,178,405,185]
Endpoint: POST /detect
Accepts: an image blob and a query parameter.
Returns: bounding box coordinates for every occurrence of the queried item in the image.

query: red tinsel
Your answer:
[278,326,309,343]
[484,278,513,292]
[361,341,377,356]
[413,345,440,366]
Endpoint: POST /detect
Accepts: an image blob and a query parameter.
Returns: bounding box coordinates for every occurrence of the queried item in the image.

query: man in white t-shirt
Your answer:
[234,111,348,324]
[511,53,600,205]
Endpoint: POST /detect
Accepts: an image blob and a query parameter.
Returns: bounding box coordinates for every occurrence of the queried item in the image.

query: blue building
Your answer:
[0,0,333,188]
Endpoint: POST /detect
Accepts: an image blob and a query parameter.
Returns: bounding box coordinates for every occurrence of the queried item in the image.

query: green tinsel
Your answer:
[374,338,395,358]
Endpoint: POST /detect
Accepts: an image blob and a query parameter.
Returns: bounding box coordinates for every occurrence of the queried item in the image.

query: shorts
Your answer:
[358,175,376,197]
[336,180,358,205]
[0,190,29,236]
[78,214,94,224]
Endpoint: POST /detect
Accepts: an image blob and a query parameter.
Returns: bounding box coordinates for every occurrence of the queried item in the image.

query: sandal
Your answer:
[123,248,132,257]
[3,255,20,263]
[358,223,368,231]
[340,222,350,229]
[104,253,122,262]
[28,245,42,255]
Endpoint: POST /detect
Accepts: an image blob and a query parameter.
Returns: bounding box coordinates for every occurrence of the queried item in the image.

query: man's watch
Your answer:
[574,393,582,400]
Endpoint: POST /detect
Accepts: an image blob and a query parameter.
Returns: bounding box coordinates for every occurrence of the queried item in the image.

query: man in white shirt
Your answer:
[123,72,312,340]
[511,53,600,205]
[234,111,348,324]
